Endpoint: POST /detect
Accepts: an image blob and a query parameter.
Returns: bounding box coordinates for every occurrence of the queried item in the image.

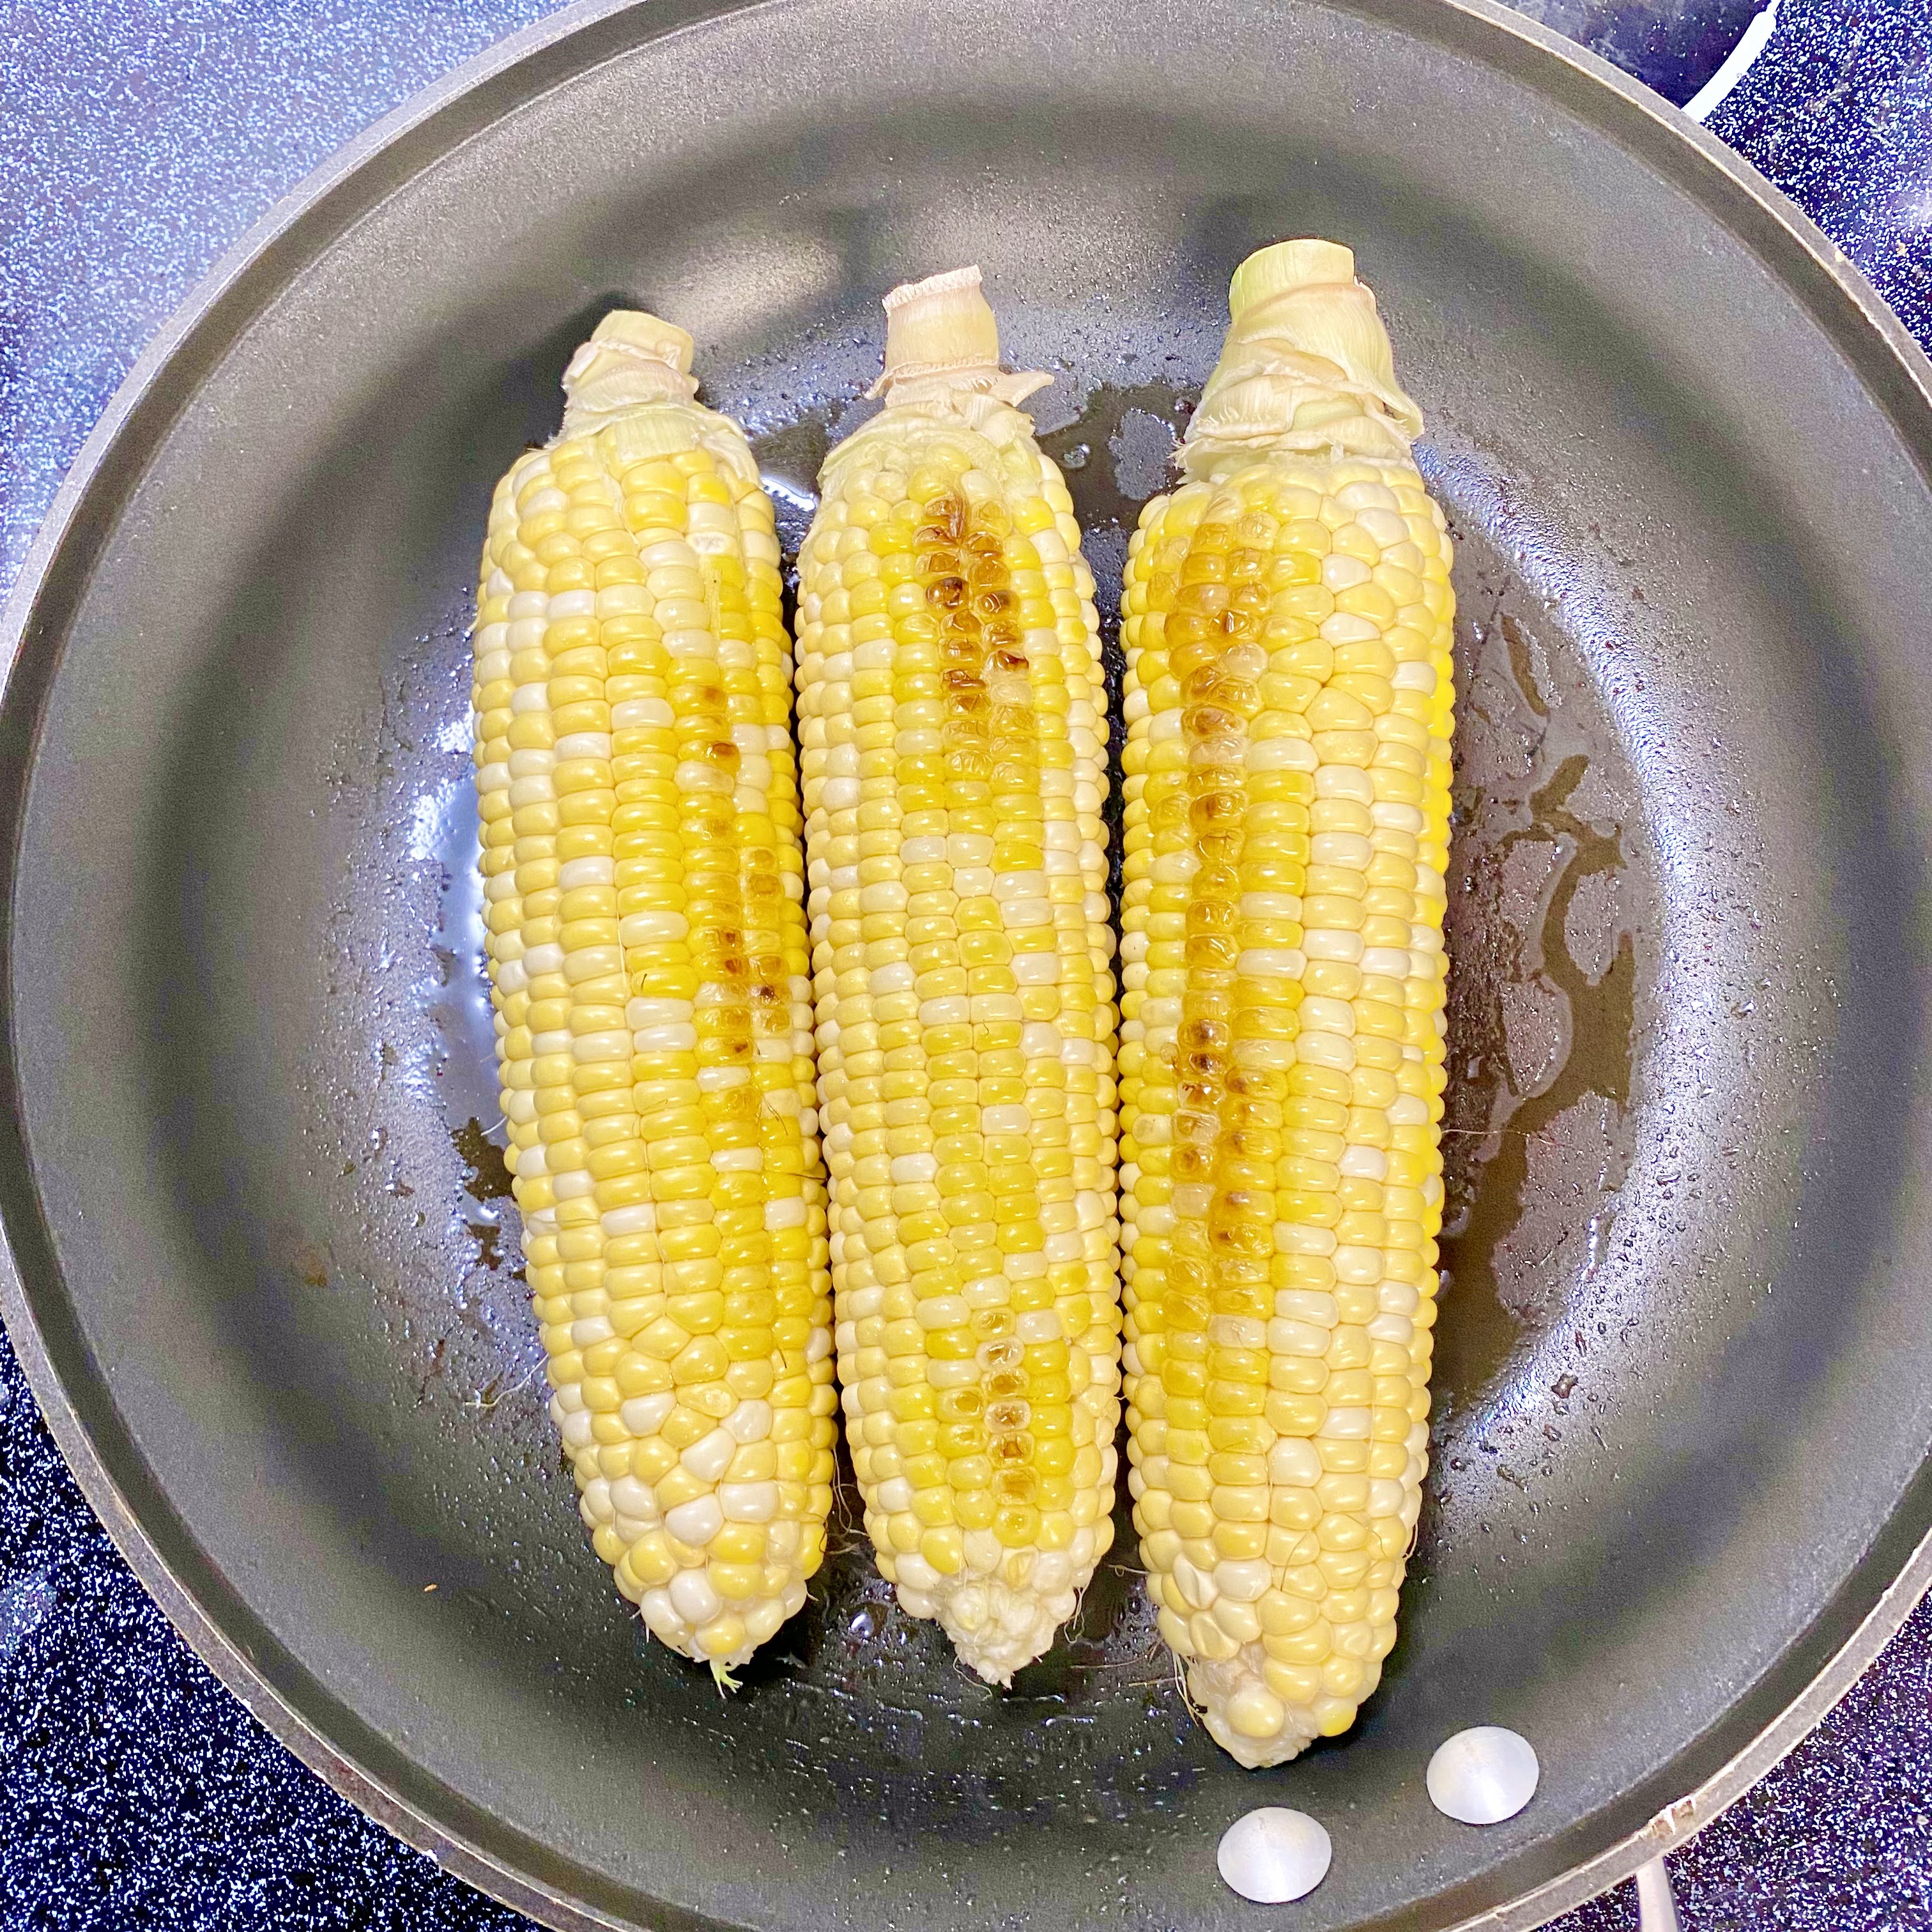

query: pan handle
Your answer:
[1634,1857,1682,1932]
[1681,0,1779,121]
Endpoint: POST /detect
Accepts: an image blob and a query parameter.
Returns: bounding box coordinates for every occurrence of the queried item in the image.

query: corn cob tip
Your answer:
[868,264,1050,408]
[944,1588,1074,1688]
[558,308,700,432]
[1183,240,1423,469]
[1191,1657,1331,1768]
[901,1542,1096,1687]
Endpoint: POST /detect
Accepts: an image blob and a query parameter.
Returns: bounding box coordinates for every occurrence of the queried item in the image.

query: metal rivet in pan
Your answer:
[1216,1807,1333,1903]
[1426,1726,1540,1824]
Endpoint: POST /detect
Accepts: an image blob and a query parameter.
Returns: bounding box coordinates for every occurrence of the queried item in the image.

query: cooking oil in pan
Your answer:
[1434,586,1648,1426]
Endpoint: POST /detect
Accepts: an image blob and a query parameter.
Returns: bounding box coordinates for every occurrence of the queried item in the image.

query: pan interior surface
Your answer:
[6,0,1932,1928]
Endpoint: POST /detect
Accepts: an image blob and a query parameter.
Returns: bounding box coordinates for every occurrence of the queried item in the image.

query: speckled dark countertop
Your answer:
[2,3,1929,1928]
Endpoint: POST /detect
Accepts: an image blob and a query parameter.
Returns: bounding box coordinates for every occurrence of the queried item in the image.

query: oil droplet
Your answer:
[1216,1807,1331,1903]
[1426,1726,1540,1824]
[1061,442,1091,471]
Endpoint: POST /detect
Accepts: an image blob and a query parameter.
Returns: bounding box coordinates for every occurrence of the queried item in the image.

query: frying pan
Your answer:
[4,0,1931,1926]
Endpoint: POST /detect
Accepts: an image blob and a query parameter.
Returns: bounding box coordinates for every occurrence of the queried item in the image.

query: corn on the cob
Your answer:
[1119,242,1452,1766]
[795,268,1122,1682]
[471,312,835,1676]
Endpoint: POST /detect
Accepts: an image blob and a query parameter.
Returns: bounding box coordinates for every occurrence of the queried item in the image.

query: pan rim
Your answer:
[3,0,1930,1926]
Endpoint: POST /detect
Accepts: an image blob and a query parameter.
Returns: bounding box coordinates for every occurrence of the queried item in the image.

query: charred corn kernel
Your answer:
[473,312,834,1678]
[1121,243,1450,1767]
[799,268,1121,1683]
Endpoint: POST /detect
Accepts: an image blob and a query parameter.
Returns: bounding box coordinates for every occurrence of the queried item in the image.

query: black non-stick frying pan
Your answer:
[4,0,1932,1925]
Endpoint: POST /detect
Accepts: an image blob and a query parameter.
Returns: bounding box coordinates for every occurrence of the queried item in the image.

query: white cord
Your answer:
[1635,1857,1682,1932]
[1683,0,1779,121]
